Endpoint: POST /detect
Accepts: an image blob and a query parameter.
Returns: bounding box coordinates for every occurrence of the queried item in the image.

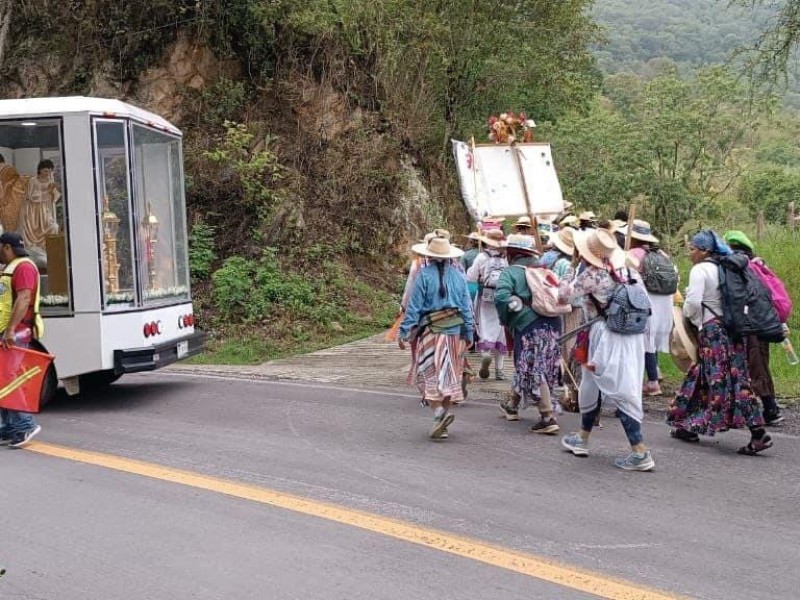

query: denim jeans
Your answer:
[644,352,659,382]
[0,408,36,436]
[581,397,644,446]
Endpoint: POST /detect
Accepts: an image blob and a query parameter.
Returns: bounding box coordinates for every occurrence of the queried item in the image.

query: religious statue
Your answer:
[18,159,61,254]
[0,154,28,233]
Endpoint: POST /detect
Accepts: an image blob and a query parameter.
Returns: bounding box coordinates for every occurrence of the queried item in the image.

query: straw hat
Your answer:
[610,219,627,231]
[512,216,532,229]
[411,236,464,259]
[559,215,579,228]
[628,219,659,243]
[578,211,597,221]
[572,229,625,270]
[670,306,698,372]
[505,234,539,255]
[480,229,506,248]
[551,227,575,257]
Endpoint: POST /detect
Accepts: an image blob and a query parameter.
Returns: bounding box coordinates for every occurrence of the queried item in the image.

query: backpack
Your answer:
[748,259,792,323]
[641,248,679,295]
[704,255,784,343]
[598,269,652,335]
[512,265,571,317]
[481,254,506,302]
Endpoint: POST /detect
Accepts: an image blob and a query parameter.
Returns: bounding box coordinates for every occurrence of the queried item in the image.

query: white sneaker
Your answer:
[9,424,41,449]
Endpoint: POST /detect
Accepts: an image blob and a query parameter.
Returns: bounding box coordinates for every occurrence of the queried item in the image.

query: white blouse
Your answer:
[683,262,722,328]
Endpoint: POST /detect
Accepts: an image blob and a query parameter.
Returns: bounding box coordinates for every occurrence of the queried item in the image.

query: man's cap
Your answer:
[0,232,29,257]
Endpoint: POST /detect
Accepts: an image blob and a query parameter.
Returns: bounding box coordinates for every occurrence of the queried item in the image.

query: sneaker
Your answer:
[0,435,12,446]
[764,411,785,426]
[561,433,589,456]
[494,369,506,381]
[431,412,455,439]
[499,400,520,421]
[440,429,449,439]
[478,356,491,380]
[614,450,655,472]
[670,428,699,443]
[643,381,662,396]
[530,417,559,435]
[8,424,41,449]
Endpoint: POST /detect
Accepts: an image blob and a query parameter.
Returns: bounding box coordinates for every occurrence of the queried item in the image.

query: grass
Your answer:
[187,253,400,366]
[664,225,800,401]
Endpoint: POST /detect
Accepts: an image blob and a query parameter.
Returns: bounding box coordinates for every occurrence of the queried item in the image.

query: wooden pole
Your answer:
[756,211,765,241]
[624,203,637,251]
[789,201,796,231]
[512,144,543,253]
[469,136,483,228]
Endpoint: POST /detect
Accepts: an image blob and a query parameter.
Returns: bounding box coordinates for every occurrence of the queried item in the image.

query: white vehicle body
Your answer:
[0,97,205,397]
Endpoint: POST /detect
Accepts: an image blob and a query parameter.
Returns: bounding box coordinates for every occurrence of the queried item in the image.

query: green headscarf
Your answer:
[723,230,755,253]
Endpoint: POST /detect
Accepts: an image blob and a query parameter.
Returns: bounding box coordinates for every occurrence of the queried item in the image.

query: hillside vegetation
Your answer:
[0,0,599,361]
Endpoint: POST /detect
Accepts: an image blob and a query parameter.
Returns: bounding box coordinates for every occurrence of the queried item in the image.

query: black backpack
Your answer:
[704,254,784,343]
[641,249,678,295]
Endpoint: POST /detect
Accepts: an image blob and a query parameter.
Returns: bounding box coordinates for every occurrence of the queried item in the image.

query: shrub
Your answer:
[188,220,217,283]
[211,250,316,324]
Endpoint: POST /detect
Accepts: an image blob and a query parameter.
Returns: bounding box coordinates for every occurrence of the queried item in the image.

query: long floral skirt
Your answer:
[667,320,763,435]
[513,317,561,410]
[408,329,465,403]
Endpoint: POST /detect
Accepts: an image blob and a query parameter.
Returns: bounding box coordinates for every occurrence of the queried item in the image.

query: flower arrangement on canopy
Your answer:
[487,111,536,144]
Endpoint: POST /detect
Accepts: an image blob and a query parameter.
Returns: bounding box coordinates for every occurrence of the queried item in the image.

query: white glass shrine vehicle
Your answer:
[0,97,205,402]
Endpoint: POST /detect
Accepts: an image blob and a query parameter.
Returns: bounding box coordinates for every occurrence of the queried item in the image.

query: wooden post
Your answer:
[512,144,543,253]
[790,202,797,231]
[624,203,637,251]
[756,211,765,241]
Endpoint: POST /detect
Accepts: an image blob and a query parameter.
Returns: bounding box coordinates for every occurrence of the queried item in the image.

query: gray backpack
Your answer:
[602,270,652,335]
[642,249,678,295]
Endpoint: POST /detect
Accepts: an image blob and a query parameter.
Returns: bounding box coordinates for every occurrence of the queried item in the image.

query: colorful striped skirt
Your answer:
[667,319,764,435]
[407,328,465,403]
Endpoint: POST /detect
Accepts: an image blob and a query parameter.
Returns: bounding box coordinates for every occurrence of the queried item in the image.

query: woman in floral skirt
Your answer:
[667,229,772,455]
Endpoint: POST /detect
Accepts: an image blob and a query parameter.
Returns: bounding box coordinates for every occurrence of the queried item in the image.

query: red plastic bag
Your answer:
[0,346,54,414]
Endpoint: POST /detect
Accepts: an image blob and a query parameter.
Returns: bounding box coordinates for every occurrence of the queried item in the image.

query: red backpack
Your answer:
[748,259,792,323]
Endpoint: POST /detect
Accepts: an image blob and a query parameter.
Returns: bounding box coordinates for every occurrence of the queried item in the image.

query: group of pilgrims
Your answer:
[394,210,783,471]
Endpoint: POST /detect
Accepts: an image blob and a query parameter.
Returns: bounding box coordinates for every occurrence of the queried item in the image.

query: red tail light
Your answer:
[143,323,152,337]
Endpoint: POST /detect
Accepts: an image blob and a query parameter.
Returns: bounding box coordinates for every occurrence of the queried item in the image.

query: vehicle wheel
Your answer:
[29,340,58,408]
[79,369,122,392]
[39,363,58,408]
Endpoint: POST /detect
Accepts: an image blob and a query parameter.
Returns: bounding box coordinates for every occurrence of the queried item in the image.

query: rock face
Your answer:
[88,33,240,124]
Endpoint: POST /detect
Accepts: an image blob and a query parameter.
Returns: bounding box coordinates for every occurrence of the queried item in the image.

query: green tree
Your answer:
[738,166,800,224]
[546,67,763,236]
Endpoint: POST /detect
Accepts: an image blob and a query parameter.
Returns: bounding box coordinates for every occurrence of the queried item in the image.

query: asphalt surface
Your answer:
[3,372,799,599]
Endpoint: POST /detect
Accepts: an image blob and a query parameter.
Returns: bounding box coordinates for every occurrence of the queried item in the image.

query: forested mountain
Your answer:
[591,0,800,100]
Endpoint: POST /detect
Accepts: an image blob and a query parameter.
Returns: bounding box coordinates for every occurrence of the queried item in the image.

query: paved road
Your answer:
[3,372,798,599]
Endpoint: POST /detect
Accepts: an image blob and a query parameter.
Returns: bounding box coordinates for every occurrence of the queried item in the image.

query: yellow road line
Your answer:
[26,441,687,600]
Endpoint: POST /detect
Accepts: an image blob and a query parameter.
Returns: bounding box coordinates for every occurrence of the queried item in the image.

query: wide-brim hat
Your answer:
[559,215,579,228]
[629,219,659,243]
[480,229,506,248]
[412,236,464,259]
[551,227,575,257]
[573,229,625,270]
[670,306,698,371]
[578,211,597,221]
[512,216,532,228]
[505,234,539,255]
